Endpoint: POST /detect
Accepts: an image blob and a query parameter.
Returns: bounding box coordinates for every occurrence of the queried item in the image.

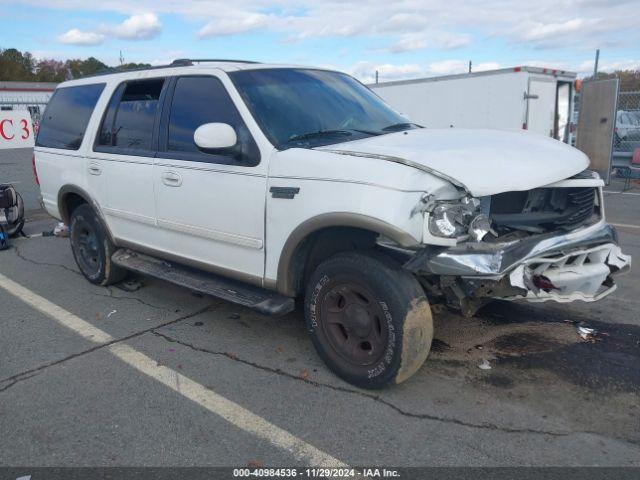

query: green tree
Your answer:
[587,70,640,92]
[0,48,35,80]
[66,57,108,78]
[34,59,67,82]
[117,62,152,71]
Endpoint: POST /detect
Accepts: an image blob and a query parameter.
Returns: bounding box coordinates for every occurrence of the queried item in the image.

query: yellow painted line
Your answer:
[0,272,345,467]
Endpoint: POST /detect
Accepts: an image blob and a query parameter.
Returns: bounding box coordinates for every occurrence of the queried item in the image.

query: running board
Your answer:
[111,249,295,316]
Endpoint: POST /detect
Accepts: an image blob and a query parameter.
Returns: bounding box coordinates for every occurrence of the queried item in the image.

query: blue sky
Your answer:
[1,0,639,82]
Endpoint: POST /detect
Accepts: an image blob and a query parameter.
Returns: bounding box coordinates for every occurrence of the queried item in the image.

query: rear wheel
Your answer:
[69,204,126,286]
[304,251,433,389]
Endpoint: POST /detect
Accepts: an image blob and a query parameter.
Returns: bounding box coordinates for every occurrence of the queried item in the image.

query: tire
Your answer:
[304,251,433,389]
[69,204,126,286]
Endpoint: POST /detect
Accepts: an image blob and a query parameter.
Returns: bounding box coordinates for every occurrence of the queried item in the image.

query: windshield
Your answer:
[230,68,416,149]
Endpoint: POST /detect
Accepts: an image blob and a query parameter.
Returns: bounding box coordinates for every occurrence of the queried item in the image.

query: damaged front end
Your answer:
[406,181,631,316]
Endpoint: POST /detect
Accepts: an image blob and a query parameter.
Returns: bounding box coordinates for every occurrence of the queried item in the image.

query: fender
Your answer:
[57,184,117,245]
[273,212,421,296]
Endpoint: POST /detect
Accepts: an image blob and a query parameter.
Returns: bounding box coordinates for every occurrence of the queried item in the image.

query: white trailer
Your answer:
[369,66,577,143]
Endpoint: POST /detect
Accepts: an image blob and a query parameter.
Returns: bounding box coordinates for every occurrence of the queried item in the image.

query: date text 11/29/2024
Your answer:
[233,468,401,478]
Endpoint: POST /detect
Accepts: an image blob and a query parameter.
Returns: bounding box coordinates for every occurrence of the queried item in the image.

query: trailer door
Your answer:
[575,78,619,184]
[526,77,556,137]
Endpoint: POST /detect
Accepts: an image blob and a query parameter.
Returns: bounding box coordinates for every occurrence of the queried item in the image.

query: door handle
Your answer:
[161,171,182,187]
[88,162,102,176]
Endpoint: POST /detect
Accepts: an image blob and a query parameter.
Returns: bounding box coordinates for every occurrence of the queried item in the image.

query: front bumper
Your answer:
[405,220,631,303]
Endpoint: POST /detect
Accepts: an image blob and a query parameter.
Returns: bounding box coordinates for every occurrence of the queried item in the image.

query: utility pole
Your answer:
[593,49,599,80]
[468,60,472,73]
[375,70,379,84]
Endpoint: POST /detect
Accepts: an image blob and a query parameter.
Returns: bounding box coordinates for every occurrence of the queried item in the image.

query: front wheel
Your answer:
[304,251,433,389]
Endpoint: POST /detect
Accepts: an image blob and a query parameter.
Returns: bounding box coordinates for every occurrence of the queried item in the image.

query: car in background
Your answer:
[615,110,640,146]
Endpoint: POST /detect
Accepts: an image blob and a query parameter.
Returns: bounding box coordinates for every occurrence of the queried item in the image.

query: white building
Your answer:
[0,81,57,122]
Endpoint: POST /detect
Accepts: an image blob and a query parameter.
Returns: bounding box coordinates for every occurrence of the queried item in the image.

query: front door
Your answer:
[153,75,267,284]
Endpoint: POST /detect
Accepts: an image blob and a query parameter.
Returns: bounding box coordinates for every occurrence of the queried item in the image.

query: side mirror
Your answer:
[193,123,237,151]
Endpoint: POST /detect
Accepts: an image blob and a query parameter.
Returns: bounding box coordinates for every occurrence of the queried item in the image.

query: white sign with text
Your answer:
[0,111,35,149]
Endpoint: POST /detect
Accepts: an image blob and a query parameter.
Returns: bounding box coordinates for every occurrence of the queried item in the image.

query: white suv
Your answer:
[35,59,631,388]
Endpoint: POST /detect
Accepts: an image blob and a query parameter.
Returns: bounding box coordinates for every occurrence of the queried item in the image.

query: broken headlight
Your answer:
[428,197,492,241]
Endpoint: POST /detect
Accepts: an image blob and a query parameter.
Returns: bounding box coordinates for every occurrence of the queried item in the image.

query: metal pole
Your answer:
[593,49,599,80]
[375,70,379,84]
[468,61,472,73]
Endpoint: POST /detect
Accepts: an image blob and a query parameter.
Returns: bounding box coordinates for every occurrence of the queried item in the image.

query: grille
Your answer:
[489,187,597,233]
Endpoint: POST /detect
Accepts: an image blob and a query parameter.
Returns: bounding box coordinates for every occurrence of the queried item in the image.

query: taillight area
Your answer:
[32,153,40,186]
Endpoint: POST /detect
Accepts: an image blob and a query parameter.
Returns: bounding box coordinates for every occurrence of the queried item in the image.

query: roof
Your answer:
[0,81,58,92]
[368,66,577,88]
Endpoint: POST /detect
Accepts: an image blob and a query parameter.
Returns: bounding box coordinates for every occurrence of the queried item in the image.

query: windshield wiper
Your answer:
[381,122,422,132]
[287,128,383,144]
[287,129,354,143]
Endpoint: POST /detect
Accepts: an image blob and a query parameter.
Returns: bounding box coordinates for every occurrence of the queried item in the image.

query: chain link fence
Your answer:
[614,91,640,154]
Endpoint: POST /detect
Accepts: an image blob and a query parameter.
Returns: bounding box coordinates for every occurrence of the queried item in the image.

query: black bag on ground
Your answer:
[0,185,17,208]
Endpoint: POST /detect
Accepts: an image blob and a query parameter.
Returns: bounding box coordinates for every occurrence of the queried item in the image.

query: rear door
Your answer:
[527,76,557,137]
[91,78,167,248]
[152,74,267,284]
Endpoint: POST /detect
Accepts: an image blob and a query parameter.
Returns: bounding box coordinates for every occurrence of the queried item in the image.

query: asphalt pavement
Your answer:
[0,182,639,467]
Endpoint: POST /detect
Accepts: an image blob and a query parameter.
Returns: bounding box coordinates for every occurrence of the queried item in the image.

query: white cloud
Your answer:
[348,59,507,83]
[198,13,270,37]
[389,32,471,53]
[58,13,161,46]
[35,0,639,57]
[349,61,424,84]
[57,28,105,46]
[107,13,162,40]
[577,58,640,74]
[390,34,427,53]
[520,18,598,41]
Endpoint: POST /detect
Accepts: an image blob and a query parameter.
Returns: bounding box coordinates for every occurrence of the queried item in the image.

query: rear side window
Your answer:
[36,83,105,150]
[97,78,164,153]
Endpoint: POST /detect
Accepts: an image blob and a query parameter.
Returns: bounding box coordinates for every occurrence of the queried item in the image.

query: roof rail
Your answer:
[171,59,260,66]
[76,58,260,80]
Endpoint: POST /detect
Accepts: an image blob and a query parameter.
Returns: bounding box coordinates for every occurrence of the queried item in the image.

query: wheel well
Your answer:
[60,192,88,224]
[287,227,378,297]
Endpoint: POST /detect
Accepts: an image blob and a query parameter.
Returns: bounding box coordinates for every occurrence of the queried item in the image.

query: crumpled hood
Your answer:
[319,128,589,197]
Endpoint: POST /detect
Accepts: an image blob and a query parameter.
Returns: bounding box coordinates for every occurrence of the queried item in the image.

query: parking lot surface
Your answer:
[0,183,639,467]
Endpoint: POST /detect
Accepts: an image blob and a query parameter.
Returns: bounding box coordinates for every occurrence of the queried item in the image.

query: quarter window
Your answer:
[36,83,105,150]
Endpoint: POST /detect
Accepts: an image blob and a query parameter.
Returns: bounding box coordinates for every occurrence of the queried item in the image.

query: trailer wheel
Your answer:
[305,251,433,389]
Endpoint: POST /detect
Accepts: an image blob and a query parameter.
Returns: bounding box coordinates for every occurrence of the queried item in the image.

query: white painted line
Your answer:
[611,223,640,230]
[604,190,640,196]
[0,273,113,343]
[0,273,345,467]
